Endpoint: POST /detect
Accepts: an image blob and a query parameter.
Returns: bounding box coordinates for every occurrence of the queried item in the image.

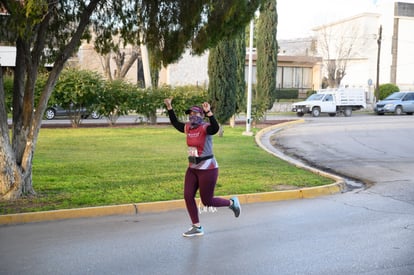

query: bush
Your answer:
[265,88,299,111]
[54,68,104,126]
[162,85,207,119]
[379,83,399,100]
[3,75,13,112]
[5,68,208,125]
[96,80,135,125]
[129,88,165,123]
[4,73,48,113]
[128,85,207,123]
[271,88,299,102]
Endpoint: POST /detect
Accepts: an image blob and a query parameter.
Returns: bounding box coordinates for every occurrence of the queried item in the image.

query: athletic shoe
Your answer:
[229,196,241,217]
[182,225,204,237]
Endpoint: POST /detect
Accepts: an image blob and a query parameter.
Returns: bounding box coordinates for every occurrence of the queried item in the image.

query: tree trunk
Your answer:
[149,110,157,125]
[0,140,21,199]
[0,134,36,199]
[0,0,101,200]
[119,50,139,79]
[102,54,112,81]
[218,124,224,137]
[229,115,235,128]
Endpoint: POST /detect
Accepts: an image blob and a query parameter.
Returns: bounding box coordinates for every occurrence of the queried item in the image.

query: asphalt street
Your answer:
[272,114,414,203]
[1,113,414,275]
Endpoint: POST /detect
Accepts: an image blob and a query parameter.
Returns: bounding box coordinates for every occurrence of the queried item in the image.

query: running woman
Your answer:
[164,98,241,237]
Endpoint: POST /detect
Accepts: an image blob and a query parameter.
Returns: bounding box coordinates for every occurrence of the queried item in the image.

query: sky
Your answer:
[277,0,414,39]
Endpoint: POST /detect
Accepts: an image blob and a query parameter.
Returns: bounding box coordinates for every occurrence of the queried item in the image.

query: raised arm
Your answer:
[202,102,219,135]
[164,98,185,133]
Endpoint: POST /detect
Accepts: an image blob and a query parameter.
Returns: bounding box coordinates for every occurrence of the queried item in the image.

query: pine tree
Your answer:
[256,0,278,121]
[235,29,247,115]
[208,38,238,127]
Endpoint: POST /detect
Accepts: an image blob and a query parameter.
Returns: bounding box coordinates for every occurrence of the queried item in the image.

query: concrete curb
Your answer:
[0,120,345,225]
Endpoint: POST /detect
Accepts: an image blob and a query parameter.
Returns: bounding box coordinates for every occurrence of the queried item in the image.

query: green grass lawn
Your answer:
[1,125,332,214]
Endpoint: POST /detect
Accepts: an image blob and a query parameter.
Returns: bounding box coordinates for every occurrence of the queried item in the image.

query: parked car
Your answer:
[44,104,100,120]
[374,91,414,115]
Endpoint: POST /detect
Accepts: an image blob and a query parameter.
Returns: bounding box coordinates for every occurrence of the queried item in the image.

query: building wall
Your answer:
[313,1,414,93]
[159,50,209,87]
[76,42,139,84]
[313,13,380,89]
[394,17,414,88]
[76,43,102,74]
[0,46,15,66]
[160,50,322,98]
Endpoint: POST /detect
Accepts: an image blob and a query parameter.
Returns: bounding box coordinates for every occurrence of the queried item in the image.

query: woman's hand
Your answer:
[202,102,213,116]
[164,98,173,110]
[202,102,210,113]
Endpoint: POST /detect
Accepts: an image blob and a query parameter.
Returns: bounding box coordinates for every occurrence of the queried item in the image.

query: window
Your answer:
[302,68,312,89]
[324,94,333,101]
[276,67,283,88]
[276,66,313,89]
[403,93,414,101]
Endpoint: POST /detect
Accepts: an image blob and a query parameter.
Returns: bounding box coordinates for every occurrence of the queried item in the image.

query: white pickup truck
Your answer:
[291,88,367,117]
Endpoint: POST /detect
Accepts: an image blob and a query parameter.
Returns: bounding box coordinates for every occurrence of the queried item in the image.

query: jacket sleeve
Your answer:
[206,115,219,135]
[167,109,185,133]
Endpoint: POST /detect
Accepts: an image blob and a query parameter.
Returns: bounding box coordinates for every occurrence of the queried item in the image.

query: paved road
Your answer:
[1,114,414,275]
[272,114,414,203]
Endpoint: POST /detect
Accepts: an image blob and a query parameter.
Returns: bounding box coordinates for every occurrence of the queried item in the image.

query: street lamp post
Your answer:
[243,19,254,136]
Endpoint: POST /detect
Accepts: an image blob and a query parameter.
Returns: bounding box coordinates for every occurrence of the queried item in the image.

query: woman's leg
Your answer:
[184,168,200,224]
[198,168,230,207]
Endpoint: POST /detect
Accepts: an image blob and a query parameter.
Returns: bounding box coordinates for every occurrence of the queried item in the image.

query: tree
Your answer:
[0,0,264,200]
[317,24,361,88]
[101,47,140,82]
[233,29,247,127]
[255,0,278,122]
[226,30,247,127]
[220,28,246,129]
[208,37,238,135]
[0,0,103,200]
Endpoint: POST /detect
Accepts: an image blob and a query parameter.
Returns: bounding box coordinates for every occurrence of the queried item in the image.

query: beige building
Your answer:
[312,1,414,95]
[156,48,322,100]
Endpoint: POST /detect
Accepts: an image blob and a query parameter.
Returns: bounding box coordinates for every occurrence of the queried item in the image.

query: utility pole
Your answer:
[375,25,382,101]
[390,18,399,84]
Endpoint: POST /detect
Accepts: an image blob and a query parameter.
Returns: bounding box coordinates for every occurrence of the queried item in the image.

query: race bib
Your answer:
[187,146,199,157]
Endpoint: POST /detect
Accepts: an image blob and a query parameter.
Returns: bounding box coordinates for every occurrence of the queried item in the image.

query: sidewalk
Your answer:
[0,120,346,225]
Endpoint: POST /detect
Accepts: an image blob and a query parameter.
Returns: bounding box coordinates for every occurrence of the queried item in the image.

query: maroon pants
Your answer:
[184,167,230,224]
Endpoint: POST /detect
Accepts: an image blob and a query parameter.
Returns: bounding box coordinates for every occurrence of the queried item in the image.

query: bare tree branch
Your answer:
[317,23,361,88]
